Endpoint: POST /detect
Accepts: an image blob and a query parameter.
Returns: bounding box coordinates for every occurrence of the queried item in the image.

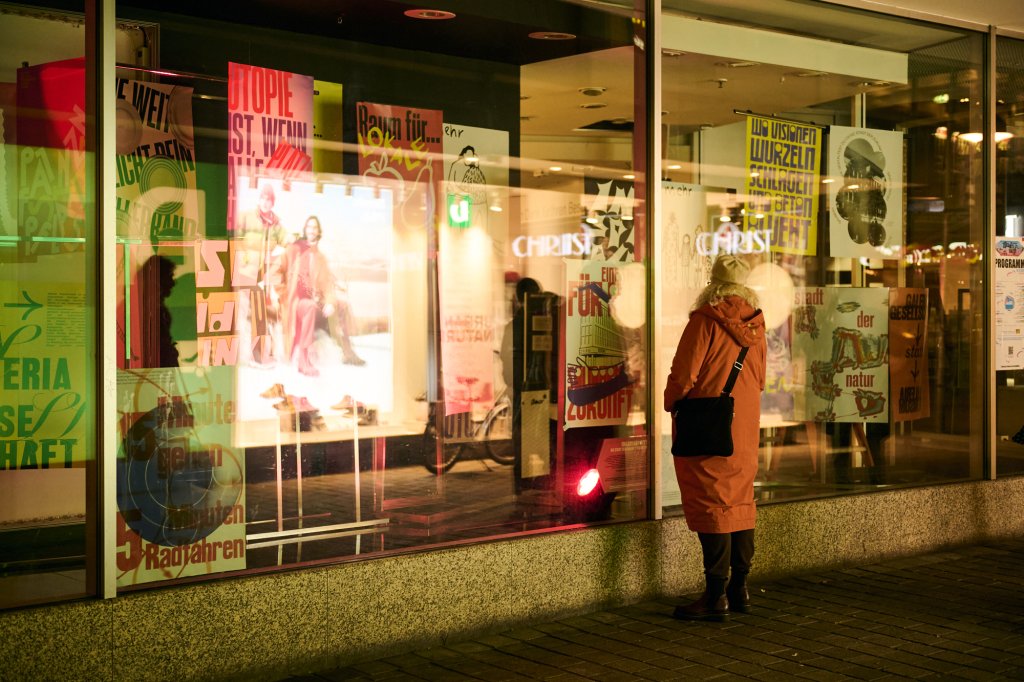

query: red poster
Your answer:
[356,101,442,231]
[227,62,314,232]
[16,58,86,256]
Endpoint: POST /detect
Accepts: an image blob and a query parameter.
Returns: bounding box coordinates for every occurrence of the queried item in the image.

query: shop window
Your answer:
[658,2,986,508]
[109,0,649,590]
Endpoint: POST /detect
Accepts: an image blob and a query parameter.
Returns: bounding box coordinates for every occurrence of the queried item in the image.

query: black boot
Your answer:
[673,577,729,622]
[726,573,751,613]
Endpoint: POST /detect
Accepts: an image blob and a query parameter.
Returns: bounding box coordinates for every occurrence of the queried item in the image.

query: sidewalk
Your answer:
[290,540,1024,681]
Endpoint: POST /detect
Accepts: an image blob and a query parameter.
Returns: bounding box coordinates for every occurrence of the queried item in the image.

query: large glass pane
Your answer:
[658,1,986,509]
[109,0,649,589]
[0,1,98,608]
[995,35,1024,476]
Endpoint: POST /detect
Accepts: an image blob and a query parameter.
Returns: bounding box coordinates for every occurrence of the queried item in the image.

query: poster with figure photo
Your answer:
[583,177,635,262]
[115,78,198,242]
[440,124,508,417]
[827,126,904,258]
[791,286,889,422]
[228,176,394,447]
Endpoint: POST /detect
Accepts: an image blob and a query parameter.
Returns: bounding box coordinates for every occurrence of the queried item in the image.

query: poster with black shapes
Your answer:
[827,126,904,259]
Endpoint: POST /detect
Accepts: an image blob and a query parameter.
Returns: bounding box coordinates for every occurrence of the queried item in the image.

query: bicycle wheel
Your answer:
[422,421,460,474]
[483,398,514,465]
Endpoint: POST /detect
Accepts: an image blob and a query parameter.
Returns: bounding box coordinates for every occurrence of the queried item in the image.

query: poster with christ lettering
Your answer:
[827,126,903,258]
[564,260,635,429]
[115,366,245,586]
[743,115,821,256]
[440,123,508,417]
[791,287,889,422]
[227,62,314,232]
[115,78,198,241]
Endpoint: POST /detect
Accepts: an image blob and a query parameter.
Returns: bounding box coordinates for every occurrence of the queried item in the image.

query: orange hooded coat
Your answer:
[664,296,767,534]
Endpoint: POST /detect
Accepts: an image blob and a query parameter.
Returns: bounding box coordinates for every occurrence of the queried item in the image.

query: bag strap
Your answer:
[720,346,749,397]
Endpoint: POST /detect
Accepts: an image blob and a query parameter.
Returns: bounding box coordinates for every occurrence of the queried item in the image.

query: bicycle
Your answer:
[422,388,514,473]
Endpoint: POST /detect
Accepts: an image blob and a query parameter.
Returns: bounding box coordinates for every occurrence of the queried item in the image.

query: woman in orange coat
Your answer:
[664,254,767,621]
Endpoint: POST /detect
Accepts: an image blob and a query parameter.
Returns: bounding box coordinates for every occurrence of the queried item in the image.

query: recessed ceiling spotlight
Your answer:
[404,9,456,20]
[716,61,759,68]
[662,49,686,57]
[666,164,681,170]
[791,71,829,78]
[579,86,606,97]
[579,102,607,109]
[623,173,635,180]
[549,166,562,172]
[529,31,576,40]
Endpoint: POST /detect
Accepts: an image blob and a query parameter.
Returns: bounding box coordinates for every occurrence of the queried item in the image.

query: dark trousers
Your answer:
[697,529,755,580]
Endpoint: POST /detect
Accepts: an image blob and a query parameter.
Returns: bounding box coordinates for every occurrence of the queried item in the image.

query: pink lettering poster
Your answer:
[227,62,313,232]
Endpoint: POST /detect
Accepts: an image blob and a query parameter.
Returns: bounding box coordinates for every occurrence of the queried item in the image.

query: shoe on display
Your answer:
[260,383,286,399]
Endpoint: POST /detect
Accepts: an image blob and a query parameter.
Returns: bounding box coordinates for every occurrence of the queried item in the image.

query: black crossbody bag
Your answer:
[671,346,748,457]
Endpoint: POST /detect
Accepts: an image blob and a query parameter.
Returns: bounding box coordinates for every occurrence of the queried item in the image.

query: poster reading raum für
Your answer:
[743,115,822,256]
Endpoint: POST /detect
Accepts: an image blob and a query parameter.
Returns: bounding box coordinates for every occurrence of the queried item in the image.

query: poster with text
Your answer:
[227,62,314,231]
[564,259,635,429]
[583,177,635,262]
[440,124,509,415]
[356,101,442,233]
[0,82,16,237]
[995,237,1024,370]
[791,287,889,422]
[889,288,930,421]
[15,58,86,258]
[743,115,821,256]
[827,126,904,258]
[357,102,441,422]
[115,365,245,586]
[0,278,89,470]
[115,78,198,242]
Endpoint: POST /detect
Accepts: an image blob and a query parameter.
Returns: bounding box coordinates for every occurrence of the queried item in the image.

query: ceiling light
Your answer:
[549,166,562,172]
[933,93,949,104]
[791,71,829,78]
[579,102,607,109]
[667,164,681,170]
[403,9,456,20]
[528,31,576,40]
[716,61,759,68]
[623,173,635,180]
[579,86,606,97]
[662,49,686,57]
[821,178,834,184]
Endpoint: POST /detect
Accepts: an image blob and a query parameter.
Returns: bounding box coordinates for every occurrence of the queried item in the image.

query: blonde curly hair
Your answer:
[692,282,759,312]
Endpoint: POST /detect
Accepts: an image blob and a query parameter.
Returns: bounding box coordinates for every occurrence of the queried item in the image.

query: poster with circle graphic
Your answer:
[115,78,198,242]
[827,126,904,259]
[115,365,245,586]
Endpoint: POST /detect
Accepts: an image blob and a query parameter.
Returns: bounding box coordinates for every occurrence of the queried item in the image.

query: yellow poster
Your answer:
[743,115,821,256]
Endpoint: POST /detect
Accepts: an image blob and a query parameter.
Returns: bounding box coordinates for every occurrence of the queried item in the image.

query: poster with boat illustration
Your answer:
[564,260,635,429]
[791,286,889,422]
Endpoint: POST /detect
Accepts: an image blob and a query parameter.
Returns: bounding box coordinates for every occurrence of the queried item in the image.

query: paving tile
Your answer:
[295,541,1024,682]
